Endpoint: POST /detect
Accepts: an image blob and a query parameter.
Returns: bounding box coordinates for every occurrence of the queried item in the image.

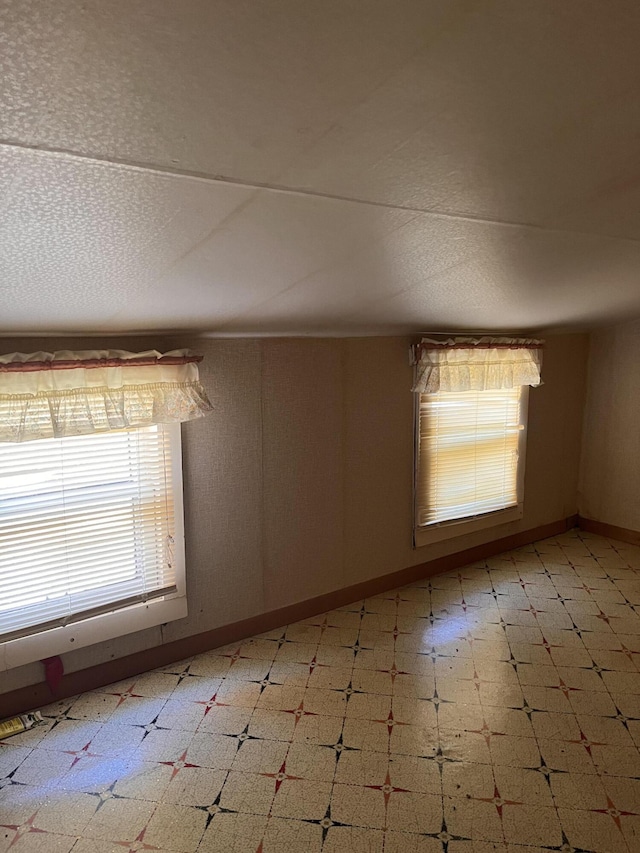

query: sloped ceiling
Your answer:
[2,0,640,336]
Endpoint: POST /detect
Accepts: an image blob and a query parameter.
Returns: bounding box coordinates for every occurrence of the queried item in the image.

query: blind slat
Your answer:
[416,387,523,527]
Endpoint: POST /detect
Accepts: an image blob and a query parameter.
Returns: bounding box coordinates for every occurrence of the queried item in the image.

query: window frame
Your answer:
[413,386,529,548]
[0,422,187,672]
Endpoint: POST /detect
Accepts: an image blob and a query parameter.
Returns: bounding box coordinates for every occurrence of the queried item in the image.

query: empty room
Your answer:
[1,2,640,852]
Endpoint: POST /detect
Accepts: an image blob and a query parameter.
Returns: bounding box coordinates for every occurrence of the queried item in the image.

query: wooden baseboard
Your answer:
[577,516,640,547]
[1,515,578,718]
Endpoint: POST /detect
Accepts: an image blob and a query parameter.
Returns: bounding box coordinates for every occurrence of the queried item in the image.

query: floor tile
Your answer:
[270,778,332,820]
[335,750,388,787]
[111,761,173,801]
[67,693,121,723]
[10,749,76,785]
[260,816,323,852]
[2,531,640,852]
[557,807,631,853]
[329,784,386,829]
[291,714,343,746]
[143,699,199,731]
[218,771,277,815]
[30,791,98,835]
[500,803,562,848]
[284,742,338,782]
[322,825,385,852]
[197,705,252,736]
[143,803,207,851]
[444,796,505,843]
[185,731,238,769]
[231,738,288,775]
[82,796,155,842]
[388,753,441,793]
[162,765,227,806]
[137,728,195,763]
[488,735,541,768]
[0,832,78,853]
[386,791,443,833]
[383,831,442,852]
[390,723,438,758]
[198,812,267,852]
[185,654,233,679]
[0,746,32,778]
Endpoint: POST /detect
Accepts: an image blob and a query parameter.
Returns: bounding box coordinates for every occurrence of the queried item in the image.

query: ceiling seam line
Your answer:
[2,138,640,247]
[212,211,425,331]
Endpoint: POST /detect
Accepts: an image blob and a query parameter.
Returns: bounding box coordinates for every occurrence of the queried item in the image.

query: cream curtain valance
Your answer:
[411,337,543,393]
[0,349,212,442]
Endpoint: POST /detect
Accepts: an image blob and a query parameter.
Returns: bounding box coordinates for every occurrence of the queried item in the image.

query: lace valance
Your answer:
[0,349,212,442]
[411,337,543,393]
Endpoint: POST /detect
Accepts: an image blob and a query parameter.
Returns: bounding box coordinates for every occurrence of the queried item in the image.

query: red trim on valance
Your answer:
[0,354,203,374]
[412,341,544,359]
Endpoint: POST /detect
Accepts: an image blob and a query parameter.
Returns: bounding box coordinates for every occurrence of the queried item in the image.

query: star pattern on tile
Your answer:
[591,795,640,832]
[373,709,407,737]
[198,797,239,828]
[620,641,639,663]
[466,719,507,747]
[364,768,410,822]
[424,688,450,712]
[41,705,75,727]
[87,781,126,811]
[259,759,304,793]
[158,748,200,780]
[566,729,607,757]
[282,698,318,728]
[472,784,524,818]
[175,670,205,689]
[216,645,243,664]
[419,819,475,853]
[169,664,194,681]
[431,747,463,774]
[0,812,46,849]
[3,530,640,853]
[381,620,413,640]
[331,731,357,757]
[195,691,228,716]
[549,677,582,700]
[376,659,411,683]
[535,756,563,780]
[557,831,581,852]
[103,682,145,707]
[137,719,168,739]
[114,826,160,852]
[532,634,564,657]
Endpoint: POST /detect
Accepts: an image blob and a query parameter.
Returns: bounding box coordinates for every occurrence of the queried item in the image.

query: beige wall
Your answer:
[0,333,588,694]
[579,319,640,530]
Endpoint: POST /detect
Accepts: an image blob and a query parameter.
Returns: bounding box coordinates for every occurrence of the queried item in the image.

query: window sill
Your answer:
[413,504,523,548]
[0,594,188,672]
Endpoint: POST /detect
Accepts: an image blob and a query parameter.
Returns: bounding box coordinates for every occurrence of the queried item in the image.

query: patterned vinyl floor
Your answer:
[1,529,640,853]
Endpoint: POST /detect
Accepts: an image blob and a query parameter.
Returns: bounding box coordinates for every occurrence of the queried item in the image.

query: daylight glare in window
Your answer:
[416,386,524,527]
[0,425,177,643]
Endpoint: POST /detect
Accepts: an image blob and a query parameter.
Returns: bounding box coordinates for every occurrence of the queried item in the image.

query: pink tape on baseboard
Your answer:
[42,656,64,694]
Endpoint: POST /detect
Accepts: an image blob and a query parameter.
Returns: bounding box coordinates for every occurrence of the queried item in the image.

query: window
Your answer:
[0,423,186,671]
[0,347,210,671]
[410,335,541,547]
[414,386,528,546]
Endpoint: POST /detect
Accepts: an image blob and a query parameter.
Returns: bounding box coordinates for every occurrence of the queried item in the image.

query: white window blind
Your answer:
[416,387,524,527]
[0,424,177,643]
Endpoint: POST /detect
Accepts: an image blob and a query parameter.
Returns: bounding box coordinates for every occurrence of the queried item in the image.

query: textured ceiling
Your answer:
[2,0,640,335]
